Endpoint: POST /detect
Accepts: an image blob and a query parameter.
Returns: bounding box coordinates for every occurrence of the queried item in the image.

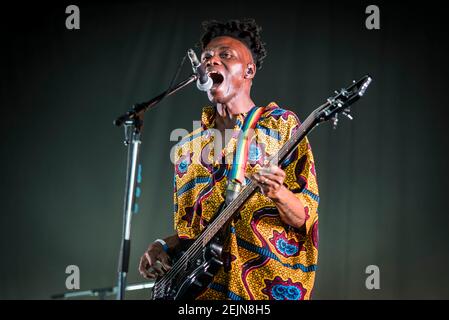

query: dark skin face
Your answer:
[201,36,256,118]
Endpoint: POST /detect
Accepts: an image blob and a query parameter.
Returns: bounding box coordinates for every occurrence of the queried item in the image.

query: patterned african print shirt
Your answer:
[173,102,319,300]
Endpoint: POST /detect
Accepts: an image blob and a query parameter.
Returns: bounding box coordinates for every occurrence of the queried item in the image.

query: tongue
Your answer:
[210,73,224,87]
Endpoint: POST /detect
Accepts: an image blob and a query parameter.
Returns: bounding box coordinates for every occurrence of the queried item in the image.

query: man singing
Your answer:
[139,18,319,300]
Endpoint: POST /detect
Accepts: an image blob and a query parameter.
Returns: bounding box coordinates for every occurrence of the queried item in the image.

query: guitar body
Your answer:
[152,238,224,300]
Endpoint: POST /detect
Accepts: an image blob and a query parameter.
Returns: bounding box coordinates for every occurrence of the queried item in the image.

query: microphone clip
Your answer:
[187,49,213,91]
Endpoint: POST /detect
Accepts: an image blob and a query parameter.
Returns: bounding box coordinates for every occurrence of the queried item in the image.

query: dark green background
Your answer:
[1,0,448,299]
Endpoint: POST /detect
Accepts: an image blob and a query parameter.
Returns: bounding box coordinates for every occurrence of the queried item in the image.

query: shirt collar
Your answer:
[200,105,258,131]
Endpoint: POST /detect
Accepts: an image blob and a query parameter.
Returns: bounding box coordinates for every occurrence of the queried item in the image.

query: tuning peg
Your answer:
[332,114,339,129]
[342,111,353,120]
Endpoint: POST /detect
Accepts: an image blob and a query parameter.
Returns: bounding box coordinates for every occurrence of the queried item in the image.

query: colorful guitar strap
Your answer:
[226,105,264,204]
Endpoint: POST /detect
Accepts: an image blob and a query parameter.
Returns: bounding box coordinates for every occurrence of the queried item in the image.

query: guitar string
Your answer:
[153,183,256,296]
[153,181,254,295]
[153,110,321,296]
[153,248,204,297]
[153,104,331,296]
[154,78,369,296]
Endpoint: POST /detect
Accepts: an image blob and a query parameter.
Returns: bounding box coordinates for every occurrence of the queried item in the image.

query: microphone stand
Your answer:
[113,73,198,300]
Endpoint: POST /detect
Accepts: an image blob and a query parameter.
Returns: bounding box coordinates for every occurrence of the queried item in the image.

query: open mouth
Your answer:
[208,71,224,88]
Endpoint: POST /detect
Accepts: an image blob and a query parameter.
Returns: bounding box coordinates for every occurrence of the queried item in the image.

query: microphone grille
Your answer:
[187,49,200,66]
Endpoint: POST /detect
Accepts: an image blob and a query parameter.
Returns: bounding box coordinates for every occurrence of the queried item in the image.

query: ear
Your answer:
[244,63,256,79]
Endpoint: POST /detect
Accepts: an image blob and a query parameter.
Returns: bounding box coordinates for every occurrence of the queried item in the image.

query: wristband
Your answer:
[154,239,169,252]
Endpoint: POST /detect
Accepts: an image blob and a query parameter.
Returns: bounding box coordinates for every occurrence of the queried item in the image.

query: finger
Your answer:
[262,177,279,190]
[259,166,273,175]
[251,174,266,190]
[258,181,270,194]
[258,175,270,187]
[145,252,156,266]
[259,173,283,187]
[249,174,268,195]
[269,166,286,178]
[159,254,172,271]
[141,267,157,279]
[139,255,148,273]
[151,261,166,276]
[139,256,156,279]
[258,184,267,195]
[259,165,278,175]
[260,166,285,178]
[143,273,157,279]
[145,252,164,276]
[251,172,263,184]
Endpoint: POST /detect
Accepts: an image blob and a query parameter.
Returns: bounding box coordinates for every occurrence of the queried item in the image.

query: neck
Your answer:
[216,95,255,122]
[215,97,254,129]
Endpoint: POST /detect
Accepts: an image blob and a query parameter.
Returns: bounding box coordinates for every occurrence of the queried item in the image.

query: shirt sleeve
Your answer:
[279,111,319,235]
[172,144,199,240]
[173,171,179,231]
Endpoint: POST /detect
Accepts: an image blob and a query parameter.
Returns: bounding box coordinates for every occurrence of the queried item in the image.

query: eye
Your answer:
[201,52,213,62]
[220,51,233,59]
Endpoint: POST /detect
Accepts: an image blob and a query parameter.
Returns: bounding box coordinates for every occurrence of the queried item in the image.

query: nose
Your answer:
[205,54,221,68]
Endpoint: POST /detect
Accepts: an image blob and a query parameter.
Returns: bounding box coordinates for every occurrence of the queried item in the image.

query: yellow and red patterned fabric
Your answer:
[173,102,319,300]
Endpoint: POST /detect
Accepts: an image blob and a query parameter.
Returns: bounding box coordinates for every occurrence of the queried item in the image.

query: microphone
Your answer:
[187,49,213,91]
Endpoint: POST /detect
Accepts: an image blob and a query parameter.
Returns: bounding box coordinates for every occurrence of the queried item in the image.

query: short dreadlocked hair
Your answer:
[199,18,267,70]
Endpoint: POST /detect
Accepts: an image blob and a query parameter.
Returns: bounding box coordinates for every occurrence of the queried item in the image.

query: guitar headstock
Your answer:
[316,75,372,128]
